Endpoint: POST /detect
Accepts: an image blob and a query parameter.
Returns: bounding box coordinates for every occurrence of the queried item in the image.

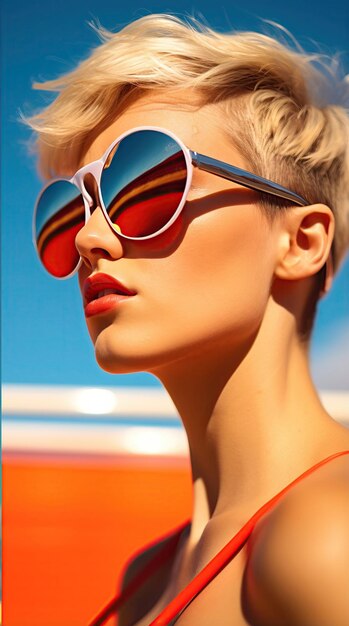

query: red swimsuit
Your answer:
[90,449,349,626]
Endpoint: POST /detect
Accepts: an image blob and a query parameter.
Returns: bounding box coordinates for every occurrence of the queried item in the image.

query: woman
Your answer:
[29,14,349,626]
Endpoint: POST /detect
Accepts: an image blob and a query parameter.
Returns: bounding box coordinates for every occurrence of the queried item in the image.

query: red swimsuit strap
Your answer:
[149,449,349,626]
[89,519,190,626]
[89,449,349,626]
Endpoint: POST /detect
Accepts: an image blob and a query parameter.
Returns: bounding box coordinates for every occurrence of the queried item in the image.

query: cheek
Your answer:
[138,207,275,350]
[170,209,273,317]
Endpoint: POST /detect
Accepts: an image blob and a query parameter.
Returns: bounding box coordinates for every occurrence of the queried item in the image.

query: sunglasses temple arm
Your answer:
[190,151,308,207]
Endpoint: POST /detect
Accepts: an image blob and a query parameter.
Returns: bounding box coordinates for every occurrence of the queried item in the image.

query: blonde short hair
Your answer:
[26,14,349,277]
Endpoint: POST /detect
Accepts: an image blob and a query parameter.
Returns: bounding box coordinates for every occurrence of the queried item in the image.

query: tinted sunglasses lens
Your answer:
[100,130,188,237]
[35,180,85,278]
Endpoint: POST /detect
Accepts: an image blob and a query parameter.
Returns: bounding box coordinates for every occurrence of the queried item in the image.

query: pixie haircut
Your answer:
[26,14,349,338]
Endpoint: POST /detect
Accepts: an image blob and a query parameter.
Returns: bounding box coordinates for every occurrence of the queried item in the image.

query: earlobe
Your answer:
[274,204,335,283]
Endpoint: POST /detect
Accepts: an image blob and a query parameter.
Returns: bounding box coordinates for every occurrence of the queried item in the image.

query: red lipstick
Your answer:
[83,273,137,318]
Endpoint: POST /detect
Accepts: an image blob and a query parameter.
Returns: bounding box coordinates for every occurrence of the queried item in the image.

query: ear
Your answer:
[274,204,335,283]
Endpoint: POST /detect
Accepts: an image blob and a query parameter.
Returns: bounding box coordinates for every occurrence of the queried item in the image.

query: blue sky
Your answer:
[2,0,349,390]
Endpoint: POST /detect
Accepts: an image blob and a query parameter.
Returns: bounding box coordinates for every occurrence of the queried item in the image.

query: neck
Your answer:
[150,303,337,543]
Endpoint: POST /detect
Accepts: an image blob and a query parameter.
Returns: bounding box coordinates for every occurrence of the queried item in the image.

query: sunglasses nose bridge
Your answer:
[74,160,103,208]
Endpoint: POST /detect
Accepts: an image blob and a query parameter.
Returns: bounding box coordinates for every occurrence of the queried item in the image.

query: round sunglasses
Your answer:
[33,126,308,279]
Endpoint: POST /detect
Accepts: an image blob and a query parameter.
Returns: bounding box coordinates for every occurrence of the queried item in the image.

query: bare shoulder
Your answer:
[248,453,349,626]
[118,525,183,626]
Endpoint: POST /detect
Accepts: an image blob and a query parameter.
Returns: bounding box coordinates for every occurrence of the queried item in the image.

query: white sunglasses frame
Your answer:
[33,125,308,280]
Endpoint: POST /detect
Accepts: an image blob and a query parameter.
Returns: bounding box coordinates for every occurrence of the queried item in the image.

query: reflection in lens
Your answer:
[101,130,187,237]
[35,180,84,278]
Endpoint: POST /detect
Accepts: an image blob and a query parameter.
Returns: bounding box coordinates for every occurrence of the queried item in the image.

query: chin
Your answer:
[95,350,146,375]
[92,326,199,376]
[92,330,170,375]
[93,336,147,374]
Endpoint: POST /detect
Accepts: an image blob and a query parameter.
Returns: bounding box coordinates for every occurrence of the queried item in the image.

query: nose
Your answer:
[75,175,124,270]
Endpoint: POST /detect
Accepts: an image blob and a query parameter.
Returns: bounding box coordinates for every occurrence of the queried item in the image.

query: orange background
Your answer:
[3,453,192,626]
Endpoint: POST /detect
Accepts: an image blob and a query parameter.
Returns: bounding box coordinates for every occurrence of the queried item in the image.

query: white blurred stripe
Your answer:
[2,385,348,456]
[2,384,179,419]
[319,391,349,423]
[2,421,189,457]
[2,384,348,422]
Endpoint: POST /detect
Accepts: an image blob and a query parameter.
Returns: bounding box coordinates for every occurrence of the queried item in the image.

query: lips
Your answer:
[83,272,137,317]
